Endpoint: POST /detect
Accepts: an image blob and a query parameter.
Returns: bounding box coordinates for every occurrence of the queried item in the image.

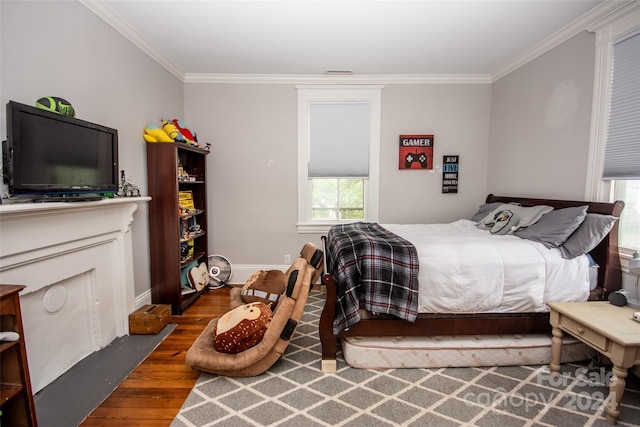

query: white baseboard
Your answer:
[135,264,287,308]
[134,289,152,309]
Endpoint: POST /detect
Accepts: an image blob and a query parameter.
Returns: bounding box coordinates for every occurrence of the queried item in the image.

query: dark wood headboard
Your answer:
[485,194,625,298]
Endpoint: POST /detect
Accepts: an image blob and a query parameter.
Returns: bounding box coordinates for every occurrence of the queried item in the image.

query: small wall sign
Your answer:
[399,134,434,170]
[442,155,459,193]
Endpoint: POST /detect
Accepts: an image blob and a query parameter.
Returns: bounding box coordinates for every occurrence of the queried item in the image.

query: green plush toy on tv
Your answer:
[36,96,75,117]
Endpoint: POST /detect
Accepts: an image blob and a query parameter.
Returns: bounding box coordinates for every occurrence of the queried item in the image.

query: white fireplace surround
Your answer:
[0,197,149,393]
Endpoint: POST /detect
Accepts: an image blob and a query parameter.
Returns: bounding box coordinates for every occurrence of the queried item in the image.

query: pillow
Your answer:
[558,213,618,259]
[188,262,209,291]
[514,205,588,248]
[471,202,504,222]
[213,302,272,354]
[485,210,520,235]
[478,204,553,231]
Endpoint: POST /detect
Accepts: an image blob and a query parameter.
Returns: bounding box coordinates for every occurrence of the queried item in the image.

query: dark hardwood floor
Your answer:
[80,286,231,426]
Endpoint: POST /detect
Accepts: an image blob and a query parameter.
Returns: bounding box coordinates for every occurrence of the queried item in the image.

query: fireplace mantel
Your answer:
[0,197,150,392]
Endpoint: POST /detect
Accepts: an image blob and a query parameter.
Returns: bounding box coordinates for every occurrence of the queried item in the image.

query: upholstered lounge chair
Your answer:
[185,243,323,377]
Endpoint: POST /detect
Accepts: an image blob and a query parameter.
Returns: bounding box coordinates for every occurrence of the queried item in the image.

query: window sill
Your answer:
[297,222,335,234]
[297,221,366,234]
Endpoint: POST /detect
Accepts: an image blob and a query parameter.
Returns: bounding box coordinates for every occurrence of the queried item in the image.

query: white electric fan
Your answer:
[208,254,232,289]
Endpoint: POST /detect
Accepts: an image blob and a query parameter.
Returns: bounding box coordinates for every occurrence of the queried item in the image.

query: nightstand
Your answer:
[547,301,640,425]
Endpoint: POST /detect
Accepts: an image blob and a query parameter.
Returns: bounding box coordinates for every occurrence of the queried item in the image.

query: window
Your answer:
[297,86,382,233]
[606,29,640,251]
[613,180,640,249]
[587,7,640,259]
[312,178,364,220]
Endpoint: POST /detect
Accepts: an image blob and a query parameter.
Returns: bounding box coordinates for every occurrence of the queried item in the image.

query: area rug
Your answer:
[172,292,640,427]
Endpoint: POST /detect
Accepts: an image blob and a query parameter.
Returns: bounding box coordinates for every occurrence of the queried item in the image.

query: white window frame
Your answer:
[296,85,382,233]
[586,5,640,264]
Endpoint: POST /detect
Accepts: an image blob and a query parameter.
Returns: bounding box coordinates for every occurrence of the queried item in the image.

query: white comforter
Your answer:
[384,220,590,314]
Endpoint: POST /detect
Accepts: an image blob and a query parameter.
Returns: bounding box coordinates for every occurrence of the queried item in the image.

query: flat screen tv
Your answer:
[3,100,118,200]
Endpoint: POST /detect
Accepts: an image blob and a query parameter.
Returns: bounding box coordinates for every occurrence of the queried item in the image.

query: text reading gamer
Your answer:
[402,138,432,146]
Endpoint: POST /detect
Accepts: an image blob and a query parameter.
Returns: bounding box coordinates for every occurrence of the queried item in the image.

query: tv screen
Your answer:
[4,101,118,198]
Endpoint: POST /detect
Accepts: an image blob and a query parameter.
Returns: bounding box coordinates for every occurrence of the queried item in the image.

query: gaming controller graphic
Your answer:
[405,151,428,169]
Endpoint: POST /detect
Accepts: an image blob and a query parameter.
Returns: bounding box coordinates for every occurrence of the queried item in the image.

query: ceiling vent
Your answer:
[325,70,354,75]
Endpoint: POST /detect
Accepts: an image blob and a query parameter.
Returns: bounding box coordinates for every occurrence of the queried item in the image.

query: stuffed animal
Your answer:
[143,124,173,143]
[161,120,184,142]
[240,270,286,310]
[172,119,198,143]
[213,302,272,354]
[485,210,520,235]
[188,262,209,292]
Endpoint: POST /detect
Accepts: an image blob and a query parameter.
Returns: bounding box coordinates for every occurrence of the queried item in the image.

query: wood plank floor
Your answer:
[80,287,232,426]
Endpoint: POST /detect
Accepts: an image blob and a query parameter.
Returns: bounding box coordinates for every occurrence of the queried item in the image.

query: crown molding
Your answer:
[490,0,638,82]
[183,73,491,85]
[83,0,635,85]
[79,0,185,81]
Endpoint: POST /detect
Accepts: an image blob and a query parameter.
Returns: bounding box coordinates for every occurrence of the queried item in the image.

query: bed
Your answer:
[318,194,624,372]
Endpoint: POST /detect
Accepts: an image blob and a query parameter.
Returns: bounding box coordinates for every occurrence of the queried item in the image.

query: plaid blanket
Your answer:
[326,222,419,335]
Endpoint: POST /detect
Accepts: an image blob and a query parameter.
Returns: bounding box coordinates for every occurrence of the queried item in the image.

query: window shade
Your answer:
[603,31,640,180]
[309,102,370,177]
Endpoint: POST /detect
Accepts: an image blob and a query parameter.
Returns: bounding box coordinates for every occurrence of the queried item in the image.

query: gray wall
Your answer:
[184,83,492,265]
[487,31,596,199]
[184,84,304,265]
[379,85,491,223]
[0,1,184,297]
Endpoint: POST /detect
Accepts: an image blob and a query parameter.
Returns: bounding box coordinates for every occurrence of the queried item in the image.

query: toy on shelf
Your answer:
[143,124,173,142]
[180,240,195,264]
[181,216,205,241]
[142,119,210,150]
[172,119,197,144]
[162,120,184,142]
[118,170,141,197]
[178,164,198,182]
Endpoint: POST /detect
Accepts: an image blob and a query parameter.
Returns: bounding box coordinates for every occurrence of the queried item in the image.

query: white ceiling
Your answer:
[88,0,613,81]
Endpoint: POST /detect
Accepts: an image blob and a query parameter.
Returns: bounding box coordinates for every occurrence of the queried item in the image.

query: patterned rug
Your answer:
[172,291,640,427]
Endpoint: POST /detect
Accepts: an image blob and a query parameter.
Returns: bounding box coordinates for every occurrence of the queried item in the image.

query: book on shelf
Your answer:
[178,190,196,211]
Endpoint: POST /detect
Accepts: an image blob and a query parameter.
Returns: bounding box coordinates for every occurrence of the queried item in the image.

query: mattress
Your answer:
[342,334,591,369]
[383,220,591,314]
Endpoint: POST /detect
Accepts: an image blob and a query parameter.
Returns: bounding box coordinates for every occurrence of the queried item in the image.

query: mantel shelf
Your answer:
[0,196,150,213]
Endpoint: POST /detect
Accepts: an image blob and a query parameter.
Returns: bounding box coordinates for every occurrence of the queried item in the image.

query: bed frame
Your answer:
[318,194,624,373]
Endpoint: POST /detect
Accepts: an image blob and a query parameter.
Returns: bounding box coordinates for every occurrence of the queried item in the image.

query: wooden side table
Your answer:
[1,284,38,426]
[548,301,640,425]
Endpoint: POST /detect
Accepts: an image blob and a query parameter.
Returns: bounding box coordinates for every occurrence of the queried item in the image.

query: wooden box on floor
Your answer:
[129,304,171,334]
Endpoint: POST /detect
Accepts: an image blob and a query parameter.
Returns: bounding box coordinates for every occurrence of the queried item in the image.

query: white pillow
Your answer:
[478,204,553,232]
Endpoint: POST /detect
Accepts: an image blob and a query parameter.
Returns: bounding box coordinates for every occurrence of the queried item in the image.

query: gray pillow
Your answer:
[514,205,588,248]
[478,204,553,231]
[558,213,618,259]
[471,202,504,222]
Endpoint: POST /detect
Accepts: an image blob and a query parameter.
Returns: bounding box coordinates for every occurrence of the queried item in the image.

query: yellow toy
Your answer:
[162,120,184,141]
[143,125,173,143]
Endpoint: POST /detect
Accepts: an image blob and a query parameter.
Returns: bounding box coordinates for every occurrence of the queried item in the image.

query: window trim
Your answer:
[586,6,640,267]
[296,85,382,233]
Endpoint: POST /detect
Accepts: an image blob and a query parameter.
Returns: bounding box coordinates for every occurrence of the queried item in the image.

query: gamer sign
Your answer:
[399,134,434,170]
